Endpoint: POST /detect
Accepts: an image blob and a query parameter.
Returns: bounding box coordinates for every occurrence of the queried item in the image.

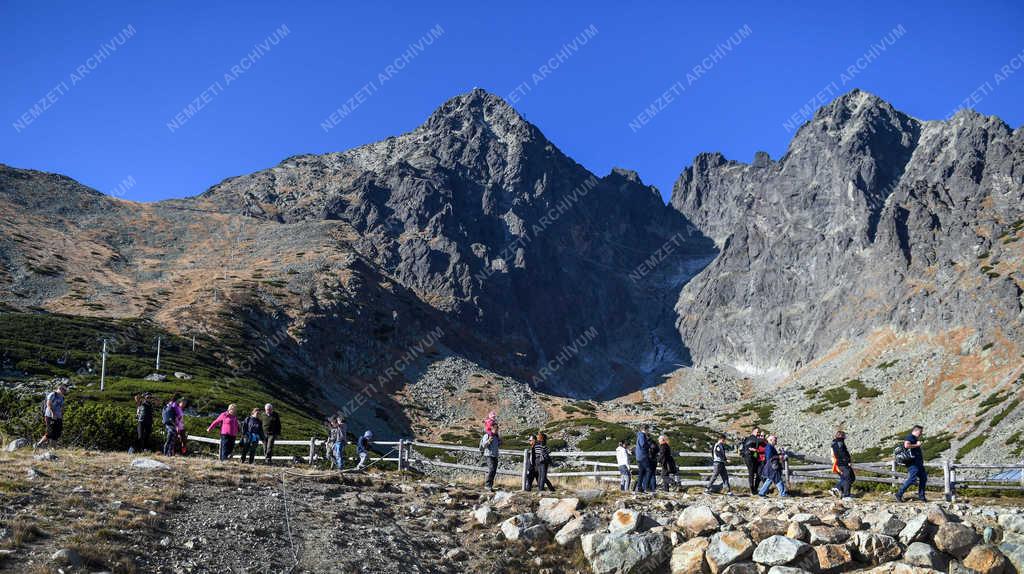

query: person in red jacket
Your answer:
[208,404,240,461]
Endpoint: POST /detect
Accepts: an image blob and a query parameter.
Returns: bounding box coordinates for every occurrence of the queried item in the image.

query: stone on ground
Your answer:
[583,531,672,574]
[555,512,603,547]
[751,536,811,567]
[500,513,549,543]
[678,505,721,537]
[933,523,981,559]
[705,531,755,573]
[806,525,850,545]
[131,458,171,471]
[814,542,855,572]
[747,518,789,543]
[903,542,945,570]
[611,508,657,535]
[961,545,1009,574]
[671,537,710,574]
[853,531,902,565]
[472,504,497,525]
[536,497,579,528]
[899,513,935,545]
[6,438,29,452]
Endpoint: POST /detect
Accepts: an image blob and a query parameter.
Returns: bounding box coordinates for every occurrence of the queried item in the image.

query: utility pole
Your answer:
[155,336,162,372]
[100,339,107,391]
[191,334,196,352]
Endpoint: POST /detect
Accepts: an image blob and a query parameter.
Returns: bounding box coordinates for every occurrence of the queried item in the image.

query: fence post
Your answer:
[592,462,598,484]
[308,437,316,466]
[784,456,792,488]
[521,449,529,491]
[943,458,953,501]
[397,440,405,471]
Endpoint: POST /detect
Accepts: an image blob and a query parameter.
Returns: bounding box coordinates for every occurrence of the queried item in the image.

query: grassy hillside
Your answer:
[0,308,325,450]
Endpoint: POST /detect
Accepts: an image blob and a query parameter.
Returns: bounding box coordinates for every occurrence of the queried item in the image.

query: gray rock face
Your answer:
[555,512,603,547]
[903,542,946,570]
[752,535,811,566]
[670,89,1024,375]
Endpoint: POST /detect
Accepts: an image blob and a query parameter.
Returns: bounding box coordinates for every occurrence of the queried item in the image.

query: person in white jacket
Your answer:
[616,441,632,491]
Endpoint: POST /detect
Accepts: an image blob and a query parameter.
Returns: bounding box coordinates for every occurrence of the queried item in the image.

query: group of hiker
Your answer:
[479,413,932,501]
[30,383,933,500]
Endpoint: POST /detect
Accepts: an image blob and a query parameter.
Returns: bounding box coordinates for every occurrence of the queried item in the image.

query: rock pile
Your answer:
[471,492,1024,574]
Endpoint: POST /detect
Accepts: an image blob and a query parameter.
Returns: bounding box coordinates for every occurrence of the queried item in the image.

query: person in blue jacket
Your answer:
[757,435,789,497]
[896,425,927,502]
[356,430,373,470]
[634,425,652,493]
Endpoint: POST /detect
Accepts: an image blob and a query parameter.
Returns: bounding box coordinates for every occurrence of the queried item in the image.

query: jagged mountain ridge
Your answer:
[0,89,715,421]
[671,89,1024,377]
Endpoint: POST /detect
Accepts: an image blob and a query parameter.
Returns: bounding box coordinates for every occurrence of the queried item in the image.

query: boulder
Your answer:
[444,548,467,562]
[840,514,865,531]
[767,567,813,574]
[866,511,905,537]
[853,532,902,565]
[555,513,603,547]
[501,513,549,543]
[706,531,755,573]
[671,537,710,574]
[933,523,981,559]
[144,373,166,381]
[678,505,722,538]
[807,525,850,545]
[790,513,821,526]
[130,458,170,471]
[721,563,759,574]
[814,543,854,572]
[903,542,945,570]
[537,497,579,528]
[173,371,192,379]
[5,438,29,452]
[583,532,672,574]
[962,545,1009,574]
[33,451,57,461]
[998,540,1024,574]
[472,505,497,525]
[748,518,790,543]
[492,490,515,509]
[786,522,808,542]
[998,514,1024,538]
[752,536,812,567]
[51,549,82,567]
[860,563,944,574]
[899,514,935,545]
[612,508,658,535]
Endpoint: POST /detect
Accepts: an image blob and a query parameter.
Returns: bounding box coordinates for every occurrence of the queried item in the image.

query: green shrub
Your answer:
[990,399,1021,428]
[62,402,136,450]
[956,435,987,459]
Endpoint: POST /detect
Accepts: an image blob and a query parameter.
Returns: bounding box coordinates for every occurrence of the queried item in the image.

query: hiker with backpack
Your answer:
[174,397,189,455]
[657,435,678,492]
[207,404,240,461]
[741,427,762,493]
[356,430,374,470]
[133,392,154,453]
[239,408,266,464]
[895,425,927,502]
[162,394,182,456]
[615,440,632,491]
[634,425,653,493]
[830,430,855,499]
[706,434,734,495]
[260,403,282,463]
[532,432,553,492]
[757,435,788,497]
[35,383,67,449]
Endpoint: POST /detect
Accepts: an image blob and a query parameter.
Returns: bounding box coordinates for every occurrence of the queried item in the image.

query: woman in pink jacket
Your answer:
[208,404,240,461]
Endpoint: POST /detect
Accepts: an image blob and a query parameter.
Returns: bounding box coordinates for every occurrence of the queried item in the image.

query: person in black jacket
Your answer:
[524,435,556,491]
[657,435,678,492]
[741,427,763,493]
[239,408,267,464]
[532,433,553,491]
[133,392,154,453]
[259,403,282,463]
[830,430,855,499]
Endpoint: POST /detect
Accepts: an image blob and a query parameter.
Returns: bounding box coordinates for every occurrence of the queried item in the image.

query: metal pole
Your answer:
[309,437,316,466]
[397,440,405,471]
[155,336,162,372]
[191,335,196,352]
[521,449,529,491]
[100,339,107,391]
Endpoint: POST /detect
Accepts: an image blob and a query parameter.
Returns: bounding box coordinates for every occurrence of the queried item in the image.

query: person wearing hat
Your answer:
[133,392,155,452]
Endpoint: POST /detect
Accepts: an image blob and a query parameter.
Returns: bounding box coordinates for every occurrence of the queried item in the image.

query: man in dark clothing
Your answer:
[706,435,733,495]
[135,392,154,452]
[483,429,502,491]
[524,436,556,491]
[830,430,855,498]
[531,433,553,492]
[635,426,652,493]
[741,427,762,493]
[896,425,927,502]
[259,403,282,463]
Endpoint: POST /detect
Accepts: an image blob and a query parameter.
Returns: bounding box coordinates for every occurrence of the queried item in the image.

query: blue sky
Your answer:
[2,1,1022,203]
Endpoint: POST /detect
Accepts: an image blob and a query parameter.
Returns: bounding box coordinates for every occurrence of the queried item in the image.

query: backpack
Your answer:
[162,403,175,426]
[893,444,914,466]
[479,433,492,455]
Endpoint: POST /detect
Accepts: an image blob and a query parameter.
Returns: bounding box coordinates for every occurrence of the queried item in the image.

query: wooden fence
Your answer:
[188,434,1024,501]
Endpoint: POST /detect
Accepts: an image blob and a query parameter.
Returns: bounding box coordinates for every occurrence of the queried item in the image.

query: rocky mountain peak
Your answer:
[420,87,539,147]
